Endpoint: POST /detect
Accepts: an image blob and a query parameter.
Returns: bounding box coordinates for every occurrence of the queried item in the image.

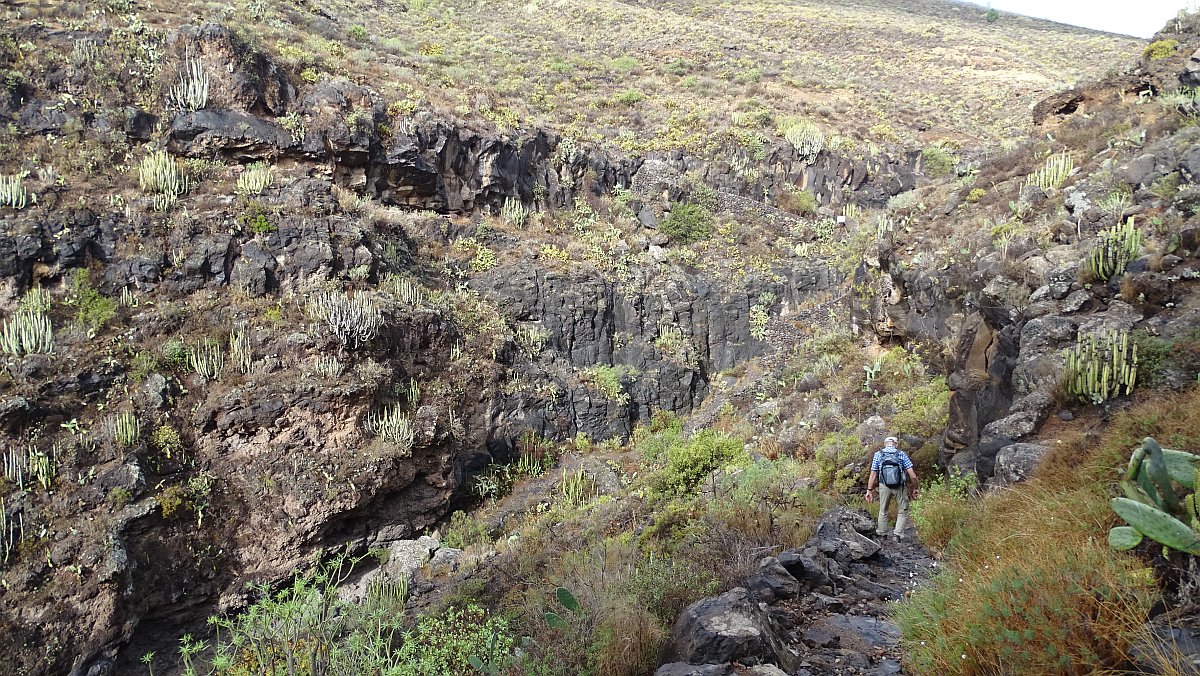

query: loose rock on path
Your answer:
[657,507,939,675]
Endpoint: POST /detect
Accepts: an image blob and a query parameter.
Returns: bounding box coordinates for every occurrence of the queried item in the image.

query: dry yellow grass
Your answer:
[899,388,1200,674]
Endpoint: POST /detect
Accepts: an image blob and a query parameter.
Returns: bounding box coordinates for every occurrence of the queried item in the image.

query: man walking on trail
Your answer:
[864,436,919,541]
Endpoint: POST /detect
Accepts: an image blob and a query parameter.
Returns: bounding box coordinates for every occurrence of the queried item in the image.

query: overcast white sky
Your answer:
[963,1,1196,38]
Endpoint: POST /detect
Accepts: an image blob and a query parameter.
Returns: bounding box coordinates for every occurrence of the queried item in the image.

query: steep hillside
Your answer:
[0,0,1198,674]
[7,0,1139,154]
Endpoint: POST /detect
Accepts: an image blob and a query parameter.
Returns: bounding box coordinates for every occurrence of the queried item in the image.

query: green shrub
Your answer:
[665,58,691,76]
[156,484,189,519]
[888,378,951,438]
[107,487,133,507]
[610,55,638,72]
[395,605,514,675]
[237,199,276,234]
[650,429,749,496]
[628,550,719,623]
[64,269,117,335]
[582,365,632,405]
[347,24,369,41]
[721,459,832,545]
[779,188,819,215]
[1132,330,1172,386]
[921,145,957,178]
[161,339,190,368]
[966,187,986,203]
[659,203,713,244]
[151,424,183,460]
[613,89,645,106]
[1144,39,1179,61]
[180,556,411,674]
[814,430,865,492]
[443,510,492,550]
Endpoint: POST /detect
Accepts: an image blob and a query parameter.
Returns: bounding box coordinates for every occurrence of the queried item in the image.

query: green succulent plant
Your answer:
[1109,437,1200,555]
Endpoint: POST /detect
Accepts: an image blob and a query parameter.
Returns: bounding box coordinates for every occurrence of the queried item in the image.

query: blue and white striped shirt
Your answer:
[870,448,914,472]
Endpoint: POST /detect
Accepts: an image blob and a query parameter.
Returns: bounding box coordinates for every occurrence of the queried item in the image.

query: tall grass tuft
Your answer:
[899,389,1200,674]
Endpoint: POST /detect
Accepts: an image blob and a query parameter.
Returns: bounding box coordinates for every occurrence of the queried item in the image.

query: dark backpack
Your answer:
[879,449,905,489]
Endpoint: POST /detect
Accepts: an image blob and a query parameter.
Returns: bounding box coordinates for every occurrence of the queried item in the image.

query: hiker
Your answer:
[864,436,919,541]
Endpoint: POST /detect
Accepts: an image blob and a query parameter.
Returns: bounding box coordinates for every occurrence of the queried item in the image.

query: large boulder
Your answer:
[745,557,802,603]
[654,664,731,676]
[992,443,1051,486]
[804,507,881,564]
[669,587,791,669]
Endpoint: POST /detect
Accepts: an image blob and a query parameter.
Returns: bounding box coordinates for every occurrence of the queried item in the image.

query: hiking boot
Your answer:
[891,533,904,542]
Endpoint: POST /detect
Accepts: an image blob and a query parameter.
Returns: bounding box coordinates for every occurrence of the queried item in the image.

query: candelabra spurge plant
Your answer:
[1109,437,1200,555]
[1087,217,1142,281]
[1062,329,1137,405]
[0,173,28,209]
[0,311,53,357]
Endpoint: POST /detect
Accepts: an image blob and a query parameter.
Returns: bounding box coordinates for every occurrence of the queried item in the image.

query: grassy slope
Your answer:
[16,0,1139,153]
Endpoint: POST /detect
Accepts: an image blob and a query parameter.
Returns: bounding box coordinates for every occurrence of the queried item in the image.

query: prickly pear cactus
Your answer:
[1109,438,1200,555]
[1111,498,1200,555]
[1108,525,1143,551]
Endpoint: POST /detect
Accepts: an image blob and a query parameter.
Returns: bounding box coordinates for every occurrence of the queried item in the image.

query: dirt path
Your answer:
[769,517,939,675]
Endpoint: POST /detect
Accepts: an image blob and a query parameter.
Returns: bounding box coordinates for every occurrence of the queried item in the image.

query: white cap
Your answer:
[885,436,898,443]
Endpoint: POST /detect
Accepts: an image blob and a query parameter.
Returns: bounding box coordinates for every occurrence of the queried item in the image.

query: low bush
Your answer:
[582,365,632,405]
[1133,330,1173,385]
[659,203,713,244]
[778,188,819,215]
[1144,39,1179,61]
[813,430,865,492]
[442,510,491,550]
[670,460,832,585]
[64,269,117,335]
[648,428,749,496]
[921,145,957,178]
[394,605,514,675]
[910,469,975,553]
[888,378,951,438]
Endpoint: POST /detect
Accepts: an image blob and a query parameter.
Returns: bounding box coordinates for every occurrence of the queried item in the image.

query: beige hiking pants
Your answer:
[876,483,909,537]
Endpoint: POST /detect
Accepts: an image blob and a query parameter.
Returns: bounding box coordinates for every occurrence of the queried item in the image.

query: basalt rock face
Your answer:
[473,252,844,445]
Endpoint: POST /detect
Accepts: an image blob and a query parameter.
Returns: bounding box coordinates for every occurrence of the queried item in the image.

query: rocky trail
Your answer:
[658,507,938,676]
